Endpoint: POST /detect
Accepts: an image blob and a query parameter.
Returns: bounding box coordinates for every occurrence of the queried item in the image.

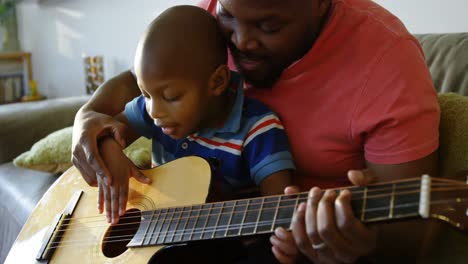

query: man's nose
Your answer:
[231,25,259,52]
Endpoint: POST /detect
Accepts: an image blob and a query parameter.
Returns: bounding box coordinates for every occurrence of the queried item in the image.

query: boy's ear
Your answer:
[208,64,230,96]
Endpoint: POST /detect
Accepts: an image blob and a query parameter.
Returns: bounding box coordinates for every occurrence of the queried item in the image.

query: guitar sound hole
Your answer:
[102,208,141,258]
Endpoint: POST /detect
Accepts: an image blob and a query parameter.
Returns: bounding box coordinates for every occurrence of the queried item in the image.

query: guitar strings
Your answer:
[60,180,461,225]
[53,193,468,236]
[58,183,468,227]
[60,179,422,221]
[46,197,467,249]
[39,179,468,249]
[57,180,466,224]
[45,196,467,250]
[47,218,296,249]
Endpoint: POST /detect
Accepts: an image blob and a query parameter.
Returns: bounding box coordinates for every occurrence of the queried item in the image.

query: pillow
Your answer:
[13,127,152,174]
[437,92,468,178]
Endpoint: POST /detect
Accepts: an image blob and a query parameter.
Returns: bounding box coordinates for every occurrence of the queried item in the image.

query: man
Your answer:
[72,0,439,262]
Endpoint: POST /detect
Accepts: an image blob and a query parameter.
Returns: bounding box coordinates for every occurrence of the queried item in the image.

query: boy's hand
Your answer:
[98,138,151,224]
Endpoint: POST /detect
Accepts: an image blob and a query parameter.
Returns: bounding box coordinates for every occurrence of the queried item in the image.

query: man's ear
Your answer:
[208,64,230,96]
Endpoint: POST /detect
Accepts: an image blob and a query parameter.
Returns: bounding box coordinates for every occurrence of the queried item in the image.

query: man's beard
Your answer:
[233,59,283,89]
[229,44,284,89]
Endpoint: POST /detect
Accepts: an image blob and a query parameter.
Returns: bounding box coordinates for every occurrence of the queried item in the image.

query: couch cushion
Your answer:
[0,162,58,262]
[13,127,74,174]
[13,126,152,173]
[438,93,468,177]
[414,33,468,95]
[0,96,90,164]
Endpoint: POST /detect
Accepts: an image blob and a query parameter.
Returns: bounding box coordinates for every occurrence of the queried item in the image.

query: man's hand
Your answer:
[272,169,377,264]
[98,138,151,224]
[270,226,299,264]
[71,108,127,187]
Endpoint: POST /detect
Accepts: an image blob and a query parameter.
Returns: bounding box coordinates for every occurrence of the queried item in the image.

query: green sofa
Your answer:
[0,96,90,262]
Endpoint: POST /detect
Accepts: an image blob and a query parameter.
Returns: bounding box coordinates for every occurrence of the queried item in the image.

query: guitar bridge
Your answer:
[36,191,83,262]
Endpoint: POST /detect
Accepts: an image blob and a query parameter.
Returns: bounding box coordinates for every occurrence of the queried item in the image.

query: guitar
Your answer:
[5,156,468,263]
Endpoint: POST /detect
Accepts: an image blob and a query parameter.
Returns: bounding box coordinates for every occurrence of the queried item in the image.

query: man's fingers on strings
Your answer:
[271,227,297,255]
[318,190,356,262]
[284,185,300,195]
[347,169,375,186]
[336,190,378,258]
[334,189,368,256]
[305,187,323,246]
[291,202,316,260]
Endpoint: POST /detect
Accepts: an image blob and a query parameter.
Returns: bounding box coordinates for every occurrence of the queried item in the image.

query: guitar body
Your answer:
[6,156,212,264]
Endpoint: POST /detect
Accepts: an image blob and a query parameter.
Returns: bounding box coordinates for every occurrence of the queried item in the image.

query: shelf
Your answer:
[0,52,33,104]
[0,52,33,80]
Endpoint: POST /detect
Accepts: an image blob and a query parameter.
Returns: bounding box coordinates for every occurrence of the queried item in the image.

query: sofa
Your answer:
[1,33,467,263]
[0,96,90,262]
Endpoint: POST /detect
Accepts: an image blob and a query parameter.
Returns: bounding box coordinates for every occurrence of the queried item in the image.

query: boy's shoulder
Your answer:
[242,96,276,118]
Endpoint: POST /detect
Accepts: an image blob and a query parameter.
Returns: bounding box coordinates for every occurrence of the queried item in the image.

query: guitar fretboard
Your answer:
[128,178,424,247]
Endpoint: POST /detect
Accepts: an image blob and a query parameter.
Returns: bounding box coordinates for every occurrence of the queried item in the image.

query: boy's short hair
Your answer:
[137,5,227,79]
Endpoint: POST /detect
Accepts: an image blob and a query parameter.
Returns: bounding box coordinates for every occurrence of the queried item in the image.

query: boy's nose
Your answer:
[148,102,166,119]
[154,119,164,127]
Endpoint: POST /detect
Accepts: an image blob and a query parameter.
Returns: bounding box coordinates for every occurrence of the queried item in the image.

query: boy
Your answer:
[97,5,295,225]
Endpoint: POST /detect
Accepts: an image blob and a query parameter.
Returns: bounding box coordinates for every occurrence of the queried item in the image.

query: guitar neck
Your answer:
[129,177,429,247]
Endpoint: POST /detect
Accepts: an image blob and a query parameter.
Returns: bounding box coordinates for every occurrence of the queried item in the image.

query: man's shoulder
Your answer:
[304,0,423,77]
[332,0,412,39]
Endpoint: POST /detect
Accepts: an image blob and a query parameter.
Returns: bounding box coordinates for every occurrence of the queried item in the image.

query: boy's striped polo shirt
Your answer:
[125,74,295,192]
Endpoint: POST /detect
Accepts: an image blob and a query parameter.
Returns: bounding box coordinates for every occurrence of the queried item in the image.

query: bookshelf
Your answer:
[0,52,33,104]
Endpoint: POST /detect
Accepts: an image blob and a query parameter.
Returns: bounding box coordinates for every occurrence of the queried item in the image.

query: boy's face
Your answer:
[138,76,212,140]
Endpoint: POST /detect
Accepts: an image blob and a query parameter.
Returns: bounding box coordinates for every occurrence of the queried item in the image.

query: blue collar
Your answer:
[196,71,244,138]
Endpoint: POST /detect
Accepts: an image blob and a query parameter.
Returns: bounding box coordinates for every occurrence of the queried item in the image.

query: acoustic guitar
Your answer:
[5,156,467,263]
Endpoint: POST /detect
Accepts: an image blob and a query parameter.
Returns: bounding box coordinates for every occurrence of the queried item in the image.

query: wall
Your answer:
[15,0,468,98]
[374,0,468,34]
[16,0,196,98]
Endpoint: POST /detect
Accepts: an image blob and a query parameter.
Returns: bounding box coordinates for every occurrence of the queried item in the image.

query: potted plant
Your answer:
[0,0,20,52]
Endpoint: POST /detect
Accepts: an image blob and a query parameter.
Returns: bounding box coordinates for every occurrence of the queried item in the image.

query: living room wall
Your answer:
[15,0,196,98]
[374,0,468,33]
[14,0,468,98]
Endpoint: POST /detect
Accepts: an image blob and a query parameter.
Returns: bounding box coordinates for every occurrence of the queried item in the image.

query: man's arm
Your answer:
[72,70,141,186]
[259,170,293,196]
[365,151,438,181]
[84,70,141,115]
[366,151,440,260]
[288,36,440,262]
